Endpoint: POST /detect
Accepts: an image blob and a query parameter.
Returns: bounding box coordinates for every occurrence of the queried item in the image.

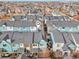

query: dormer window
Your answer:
[62,27,65,29]
[3,44,7,47]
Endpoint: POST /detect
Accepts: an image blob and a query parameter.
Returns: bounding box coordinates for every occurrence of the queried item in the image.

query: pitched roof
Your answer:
[51,30,64,43]
[1,32,43,45]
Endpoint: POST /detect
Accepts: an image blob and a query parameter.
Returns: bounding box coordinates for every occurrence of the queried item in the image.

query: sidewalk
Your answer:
[37,58,51,59]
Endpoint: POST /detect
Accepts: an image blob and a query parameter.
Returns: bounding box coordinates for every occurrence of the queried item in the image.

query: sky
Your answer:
[0,0,79,2]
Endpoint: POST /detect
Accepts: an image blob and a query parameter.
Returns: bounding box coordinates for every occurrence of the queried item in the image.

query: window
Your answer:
[33,43,37,46]
[57,44,60,47]
[3,44,7,47]
[2,48,7,52]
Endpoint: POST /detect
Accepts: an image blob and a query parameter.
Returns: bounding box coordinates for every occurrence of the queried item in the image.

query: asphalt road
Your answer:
[21,54,37,59]
[0,58,10,59]
[0,54,37,59]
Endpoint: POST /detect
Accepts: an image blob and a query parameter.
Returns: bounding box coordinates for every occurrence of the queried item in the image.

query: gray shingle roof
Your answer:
[14,21,22,27]
[34,32,43,43]
[52,30,64,43]
[0,32,43,45]
[3,20,36,27]
[47,21,79,27]
[72,33,79,44]
[5,21,14,26]
[61,32,72,44]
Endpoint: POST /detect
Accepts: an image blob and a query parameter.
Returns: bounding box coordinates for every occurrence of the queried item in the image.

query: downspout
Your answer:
[71,33,77,46]
[50,33,55,47]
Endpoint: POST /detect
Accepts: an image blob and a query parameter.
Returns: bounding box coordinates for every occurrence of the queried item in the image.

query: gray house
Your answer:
[50,30,76,55]
[0,31,47,53]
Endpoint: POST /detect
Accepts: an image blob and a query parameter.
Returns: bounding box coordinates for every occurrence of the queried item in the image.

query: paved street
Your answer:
[21,54,37,59]
[0,58,10,59]
[0,54,51,59]
[38,58,51,59]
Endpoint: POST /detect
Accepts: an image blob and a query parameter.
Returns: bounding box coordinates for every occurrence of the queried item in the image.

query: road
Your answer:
[63,56,73,59]
[0,58,10,59]
[0,54,37,59]
[0,54,51,59]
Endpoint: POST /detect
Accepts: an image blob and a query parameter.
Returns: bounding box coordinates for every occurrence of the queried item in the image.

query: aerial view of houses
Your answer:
[0,0,79,59]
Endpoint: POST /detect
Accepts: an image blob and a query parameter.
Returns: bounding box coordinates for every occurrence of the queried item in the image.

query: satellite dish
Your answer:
[36,20,41,28]
[36,20,41,26]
